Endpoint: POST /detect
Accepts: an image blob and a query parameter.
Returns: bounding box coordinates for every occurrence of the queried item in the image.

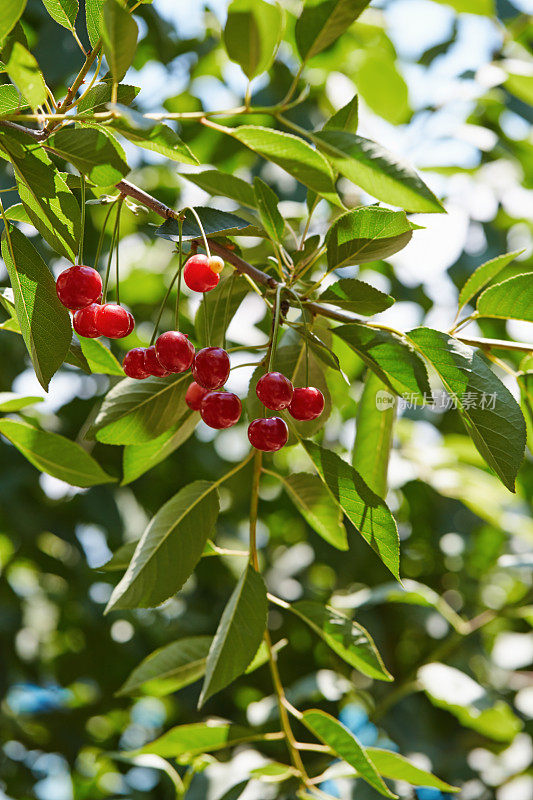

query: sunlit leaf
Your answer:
[117,636,212,696]
[458,250,524,310]
[280,472,348,550]
[5,41,46,111]
[46,125,130,187]
[101,0,138,83]
[42,0,78,30]
[224,0,284,79]
[122,411,198,484]
[353,371,395,497]
[296,0,371,62]
[476,273,533,322]
[326,207,419,267]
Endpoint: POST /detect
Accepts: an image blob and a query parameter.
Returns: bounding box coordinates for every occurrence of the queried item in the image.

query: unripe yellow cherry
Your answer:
[208,255,225,274]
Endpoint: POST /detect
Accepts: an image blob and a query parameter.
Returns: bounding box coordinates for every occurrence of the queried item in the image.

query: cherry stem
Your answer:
[222,271,236,350]
[183,205,210,258]
[288,289,310,386]
[102,198,123,303]
[77,174,85,265]
[266,284,284,374]
[150,254,183,346]
[114,198,121,305]
[93,201,117,273]
[174,217,183,329]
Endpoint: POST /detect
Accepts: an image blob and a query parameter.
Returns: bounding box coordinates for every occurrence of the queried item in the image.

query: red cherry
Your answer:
[289,387,325,421]
[200,391,242,429]
[256,372,294,411]
[125,311,135,336]
[192,347,230,389]
[123,348,150,379]
[95,303,133,338]
[184,254,220,293]
[185,381,209,411]
[144,345,171,377]
[155,331,195,373]
[56,265,102,310]
[248,417,288,451]
[73,303,100,338]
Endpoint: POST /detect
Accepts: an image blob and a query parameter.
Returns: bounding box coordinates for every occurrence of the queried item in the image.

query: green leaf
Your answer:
[418,663,522,742]
[77,81,140,113]
[42,0,78,29]
[280,472,348,550]
[250,763,297,783]
[2,202,30,223]
[0,419,114,487]
[365,748,459,792]
[46,125,129,186]
[199,565,267,706]
[90,373,191,444]
[228,126,342,207]
[117,636,212,697]
[101,539,137,571]
[408,328,526,492]
[108,105,198,165]
[326,207,418,268]
[323,94,358,132]
[1,225,72,389]
[354,51,410,125]
[223,0,284,79]
[300,439,400,578]
[0,83,24,113]
[101,0,138,83]
[292,324,342,372]
[79,337,124,375]
[135,722,274,761]
[0,127,80,260]
[181,170,257,209]
[333,323,431,400]
[195,273,248,348]
[458,250,525,310]
[106,480,220,611]
[476,273,533,322]
[295,0,371,62]
[122,411,198,484]
[0,392,43,411]
[302,710,396,797]
[290,600,392,681]
[5,41,47,112]
[315,130,444,213]
[156,207,255,242]
[319,279,394,316]
[353,371,395,497]
[253,176,284,244]
[0,0,27,45]
[85,0,104,48]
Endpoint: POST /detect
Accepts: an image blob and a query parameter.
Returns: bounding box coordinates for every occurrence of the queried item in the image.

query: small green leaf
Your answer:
[135,722,273,761]
[408,328,526,492]
[301,439,400,578]
[5,41,47,112]
[253,176,284,244]
[0,392,43,411]
[316,130,444,213]
[333,323,431,400]
[101,0,138,83]
[117,637,212,697]
[0,0,27,45]
[42,0,78,30]
[228,126,342,207]
[290,600,392,680]
[365,748,459,792]
[182,170,257,209]
[323,94,358,132]
[250,763,297,782]
[195,273,248,348]
[0,419,114,487]
[302,709,396,797]
[319,279,394,316]
[46,125,129,187]
[156,207,255,242]
[122,412,198,484]
[476,273,533,322]
[1,225,72,389]
[77,81,140,113]
[354,51,410,125]
[199,565,267,706]
[458,250,524,310]
[108,105,198,165]
[281,472,348,550]
[353,371,395,498]
[79,337,124,375]
[326,207,418,268]
[85,0,104,48]
[0,83,25,113]
[224,0,284,79]
[296,0,371,62]
[106,480,220,611]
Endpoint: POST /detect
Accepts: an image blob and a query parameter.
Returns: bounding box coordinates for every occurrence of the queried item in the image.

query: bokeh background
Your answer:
[0,1,532,799]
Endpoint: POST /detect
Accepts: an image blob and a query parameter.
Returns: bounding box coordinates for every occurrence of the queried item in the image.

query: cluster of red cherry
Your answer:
[56,252,324,452]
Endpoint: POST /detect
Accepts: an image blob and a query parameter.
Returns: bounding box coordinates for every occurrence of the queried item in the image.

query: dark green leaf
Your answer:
[458,250,524,310]
[365,748,459,792]
[117,636,212,696]
[122,411,198,484]
[46,125,129,186]
[195,273,248,347]
[79,337,124,375]
[316,130,444,213]
[199,565,267,706]
[0,419,114,487]
[353,371,396,497]
[182,170,257,209]
[280,472,348,550]
[5,41,47,111]
[296,0,371,62]
[0,0,27,45]
[319,279,394,316]
[224,0,284,79]
[323,94,358,132]
[77,82,140,113]
[156,207,255,242]
[1,225,72,389]
[101,0,138,83]
[326,207,419,268]
[408,328,526,492]
[106,480,220,610]
[42,0,78,29]
[301,439,400,578]
[476,273,533,322]
[253,176,284,243]
[108,105,198,165]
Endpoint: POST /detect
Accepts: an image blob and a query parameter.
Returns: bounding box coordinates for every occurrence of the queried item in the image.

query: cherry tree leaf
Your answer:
[326,207,419,267]
[458,250,524,310]
[46,125,130,186]
[323,94,359,132]
[296,0,371,62]
[181,170,257,209]
[0,0,27,44]
[319,279,394,316]
[366,749,459,792]
[476,273,533,322]
[0,392,43,411]
[117,636,213,697]
[122,411,198,485]
[42,0,78,30]
[101,0,138,83]
[253,176,284,244]
[134,721,276,762]
[280,472,348,550]
[224,0,284,79]
[5,41,46,112]
[353,371,396,498]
